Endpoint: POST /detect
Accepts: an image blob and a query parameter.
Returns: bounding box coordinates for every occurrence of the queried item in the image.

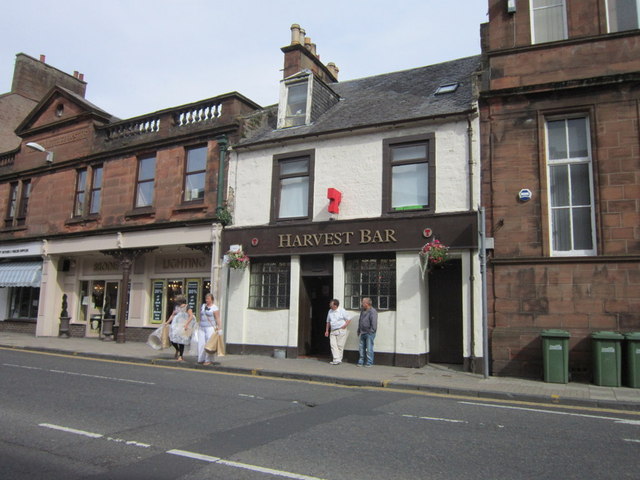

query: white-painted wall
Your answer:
[225,116,483,362]
[229,121,474,227]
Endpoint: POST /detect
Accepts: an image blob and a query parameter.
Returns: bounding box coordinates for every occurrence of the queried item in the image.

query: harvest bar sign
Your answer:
[223,213,477,257]
[278,229,397,248]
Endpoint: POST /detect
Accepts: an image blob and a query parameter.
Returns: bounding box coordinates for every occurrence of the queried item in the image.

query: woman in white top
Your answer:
[198,293,222,365]
[324,298,351,365]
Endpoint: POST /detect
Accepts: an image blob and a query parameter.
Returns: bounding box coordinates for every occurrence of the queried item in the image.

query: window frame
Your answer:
[606,0,640,33]
[73,164,102,218]
[544,115,597,257]
[135,154,156,208]
[89,165,103,215]
[248,259,291,310]
[382,133,435,214]
[5,180,30,228]
[183,145,208,203]
[344,253,397,311]
[271,150,315,223]
[283,79,309,128]
[530,0,567,44]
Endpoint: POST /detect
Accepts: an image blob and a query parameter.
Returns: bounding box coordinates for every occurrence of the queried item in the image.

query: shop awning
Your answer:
[0,262,42,288]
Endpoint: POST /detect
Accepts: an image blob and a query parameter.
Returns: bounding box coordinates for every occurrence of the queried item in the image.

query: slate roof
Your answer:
[238,55,481,147]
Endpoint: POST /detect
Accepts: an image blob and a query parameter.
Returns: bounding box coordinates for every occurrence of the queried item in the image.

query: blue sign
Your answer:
[518,189,532,201]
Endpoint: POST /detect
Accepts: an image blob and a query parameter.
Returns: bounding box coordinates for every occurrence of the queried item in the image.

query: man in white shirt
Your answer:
[324,298,351,365]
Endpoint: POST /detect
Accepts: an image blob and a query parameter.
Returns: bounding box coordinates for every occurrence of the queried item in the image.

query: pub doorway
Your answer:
[428,258,463,364]
[298,255,333,357]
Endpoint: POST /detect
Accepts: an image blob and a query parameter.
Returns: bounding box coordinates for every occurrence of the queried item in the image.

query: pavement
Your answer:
[2,331,640,411]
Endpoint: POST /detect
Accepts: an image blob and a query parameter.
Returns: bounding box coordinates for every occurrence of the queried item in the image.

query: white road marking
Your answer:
[167,449,221,462]
[217,458,326,480]
[49,369,155,385]
[460,401,640,424]
[3,363,154,385]
[623,438,640,443]
[39,423,323,479]
[39,423,150,448]
[238,393,264,399]
[168,449,326,480]
[400,413,467,424]
[39,423,103,438]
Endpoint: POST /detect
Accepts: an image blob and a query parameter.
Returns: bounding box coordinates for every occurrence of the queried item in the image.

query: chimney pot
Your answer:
[290,24,301,44]
[39,54,46,63]
[79,73,84,81]
[327,62,339,80]
[73,70,79,78]
[299,28,306,45]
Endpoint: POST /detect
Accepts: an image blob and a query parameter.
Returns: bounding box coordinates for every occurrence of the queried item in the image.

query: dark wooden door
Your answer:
[428,259,463,364]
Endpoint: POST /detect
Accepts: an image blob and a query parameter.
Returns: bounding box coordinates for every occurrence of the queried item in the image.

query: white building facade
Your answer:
[222,33,484,370]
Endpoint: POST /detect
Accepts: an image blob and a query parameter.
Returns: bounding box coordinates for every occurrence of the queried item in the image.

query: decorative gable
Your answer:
[15,86,112,136]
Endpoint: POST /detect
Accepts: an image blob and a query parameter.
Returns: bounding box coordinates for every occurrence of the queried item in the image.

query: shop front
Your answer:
[222,213,481,368]
[35,224,222,340]
[0,241,43,333]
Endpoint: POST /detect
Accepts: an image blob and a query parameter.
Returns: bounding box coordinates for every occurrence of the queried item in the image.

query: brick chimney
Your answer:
[281,24,338,83]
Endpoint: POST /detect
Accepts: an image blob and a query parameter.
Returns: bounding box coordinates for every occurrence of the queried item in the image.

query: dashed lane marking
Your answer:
[39,423,323,479]
[3,362,155,385]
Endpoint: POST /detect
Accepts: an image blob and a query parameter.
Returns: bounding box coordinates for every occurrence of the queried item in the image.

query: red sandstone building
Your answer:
[0,53,259,341]
[480,0,640,378]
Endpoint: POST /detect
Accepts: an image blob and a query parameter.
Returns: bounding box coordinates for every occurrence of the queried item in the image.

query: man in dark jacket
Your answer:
[357,297,377,367]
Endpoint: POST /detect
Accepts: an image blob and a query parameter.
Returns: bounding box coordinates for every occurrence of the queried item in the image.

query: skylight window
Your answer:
[435,83,459,95]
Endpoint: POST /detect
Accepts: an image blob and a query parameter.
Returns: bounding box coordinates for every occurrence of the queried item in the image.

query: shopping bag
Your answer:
[147,326,164,350]
[204,331,219,354]
[161,324,170,349]
[216,333,226,357]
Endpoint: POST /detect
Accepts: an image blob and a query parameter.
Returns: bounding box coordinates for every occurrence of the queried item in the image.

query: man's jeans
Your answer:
[358,333,376,366]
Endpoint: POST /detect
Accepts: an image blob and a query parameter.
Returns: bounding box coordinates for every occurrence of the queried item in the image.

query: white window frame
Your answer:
[530,0,567,44]
[606,0,640,32]
[277,76,312,129]
[545,116,597,257]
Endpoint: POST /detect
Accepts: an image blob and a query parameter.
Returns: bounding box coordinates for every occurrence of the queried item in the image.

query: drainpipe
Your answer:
[479,206,489,379]
[216,135,229,218]
[467,114,477,373]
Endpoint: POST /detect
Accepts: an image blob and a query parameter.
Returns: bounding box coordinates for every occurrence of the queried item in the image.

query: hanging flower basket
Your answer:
[226,249,250,270]
[419,239,449,277]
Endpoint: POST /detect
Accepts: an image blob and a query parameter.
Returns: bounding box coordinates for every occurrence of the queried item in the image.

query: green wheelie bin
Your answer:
[624,332,640,388]
[592,331,624,387]
[541,329,570,383]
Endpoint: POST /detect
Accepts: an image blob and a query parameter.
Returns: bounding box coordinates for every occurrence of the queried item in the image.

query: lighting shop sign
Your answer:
[155,256,208,274]
[278,229,397,248]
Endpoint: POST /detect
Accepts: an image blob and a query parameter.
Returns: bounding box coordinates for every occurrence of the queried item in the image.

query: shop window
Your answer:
[545,116,596,256]
[8,286,40,320]
[249,260,290,309]
[272,151,314,222]
[607,0,640,32]
[344,254,396,310]
[383,134,435,213]
[184,146,207,202]
[135,155,156,208]
[530,0,567,44]
[73,165,102,217]
[149,278,211,323]
[5,179,30,228]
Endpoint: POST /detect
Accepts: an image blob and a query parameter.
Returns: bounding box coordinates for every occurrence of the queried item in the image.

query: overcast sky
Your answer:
[2,0,488,120]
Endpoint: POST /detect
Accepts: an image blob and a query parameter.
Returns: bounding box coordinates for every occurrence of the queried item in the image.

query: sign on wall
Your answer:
[151,280,165,324]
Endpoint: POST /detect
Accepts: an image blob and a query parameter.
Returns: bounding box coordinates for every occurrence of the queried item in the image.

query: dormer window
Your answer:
[284,81,308,127]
